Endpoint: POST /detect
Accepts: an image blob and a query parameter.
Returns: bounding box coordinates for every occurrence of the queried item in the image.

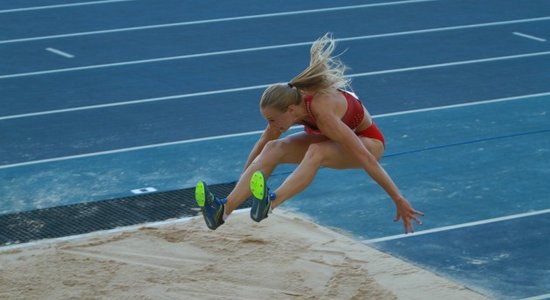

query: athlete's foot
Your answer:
[249,171,273,222]
[195,181,225,230]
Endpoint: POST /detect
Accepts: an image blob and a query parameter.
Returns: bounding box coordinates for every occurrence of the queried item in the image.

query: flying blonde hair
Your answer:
[260,33,350,112]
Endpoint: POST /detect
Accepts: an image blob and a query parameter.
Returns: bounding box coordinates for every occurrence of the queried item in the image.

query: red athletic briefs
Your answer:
[356,122,385,147]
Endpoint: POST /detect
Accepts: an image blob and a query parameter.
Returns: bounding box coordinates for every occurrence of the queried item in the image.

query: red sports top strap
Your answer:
[303,94,315,121]
[340,90,364,129]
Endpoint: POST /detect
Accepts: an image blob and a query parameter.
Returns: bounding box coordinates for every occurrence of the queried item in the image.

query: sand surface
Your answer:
[0,210,490,299]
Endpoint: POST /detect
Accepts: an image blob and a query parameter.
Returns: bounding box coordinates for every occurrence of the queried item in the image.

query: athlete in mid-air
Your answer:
[195,33,424,233]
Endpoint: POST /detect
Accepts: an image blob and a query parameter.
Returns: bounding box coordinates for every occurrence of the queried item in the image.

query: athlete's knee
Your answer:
[303,143,325,165]
[258,140,286,163]
[262,140,284,156]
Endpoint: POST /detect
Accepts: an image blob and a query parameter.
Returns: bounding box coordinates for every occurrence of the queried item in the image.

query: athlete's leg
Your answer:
[224,132,327,215]
[271,137,383,208]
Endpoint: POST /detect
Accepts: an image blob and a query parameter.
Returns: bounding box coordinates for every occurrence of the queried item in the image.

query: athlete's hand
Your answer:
[394,197,424,234]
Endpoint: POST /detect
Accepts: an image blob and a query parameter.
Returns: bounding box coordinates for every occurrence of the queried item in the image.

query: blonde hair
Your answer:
[260,33,350,111]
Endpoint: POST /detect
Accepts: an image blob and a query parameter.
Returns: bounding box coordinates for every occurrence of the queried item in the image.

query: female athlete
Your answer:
[195,33,424,233]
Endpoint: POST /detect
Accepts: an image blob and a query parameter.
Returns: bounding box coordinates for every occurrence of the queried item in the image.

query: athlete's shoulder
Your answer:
[309,91,344,120]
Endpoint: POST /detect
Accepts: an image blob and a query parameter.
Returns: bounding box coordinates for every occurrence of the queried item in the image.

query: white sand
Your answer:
[0,210,490,300]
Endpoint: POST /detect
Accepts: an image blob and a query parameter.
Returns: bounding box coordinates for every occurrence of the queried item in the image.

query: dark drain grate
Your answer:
[0,182,246,247]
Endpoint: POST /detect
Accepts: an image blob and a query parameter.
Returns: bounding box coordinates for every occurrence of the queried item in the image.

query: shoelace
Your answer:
[217,197,228,205]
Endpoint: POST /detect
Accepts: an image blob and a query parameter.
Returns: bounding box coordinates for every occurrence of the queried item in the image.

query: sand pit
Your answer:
[0,210,489,299]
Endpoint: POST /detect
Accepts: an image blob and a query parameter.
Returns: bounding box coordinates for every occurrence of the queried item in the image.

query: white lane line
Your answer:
[513,31,547,42]
[0,91,548,170]
[1,14,549,79]
[0,0,435,44]
[0,0,136,13]
[0,84,271,121]
[0,42,311,79]
[45,47,75,58]
[0,130,266,170]
[373,91,550,118]
[2,10,549,46]
[339,16,550,41]
[348,50,550,77]
[1,51,549,122]
[363,208,550,243]
[520,293,550,300]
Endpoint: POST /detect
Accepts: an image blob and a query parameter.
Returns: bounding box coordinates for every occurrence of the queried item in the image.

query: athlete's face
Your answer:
[261,105,296,133]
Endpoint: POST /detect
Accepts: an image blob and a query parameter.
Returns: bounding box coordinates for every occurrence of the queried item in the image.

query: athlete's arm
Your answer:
[313,94,423,233]
[243,123,282,171]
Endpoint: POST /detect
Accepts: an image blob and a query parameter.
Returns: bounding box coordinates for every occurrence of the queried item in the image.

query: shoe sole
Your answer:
[250,171,270,222]
[195,181,206,208]
[250,171,265,200]
[195,181,223,230]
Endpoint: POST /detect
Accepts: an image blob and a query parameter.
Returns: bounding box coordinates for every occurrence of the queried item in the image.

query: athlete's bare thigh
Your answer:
[276,132,384,168]
[316,137,385,169]
[275,132,329,164]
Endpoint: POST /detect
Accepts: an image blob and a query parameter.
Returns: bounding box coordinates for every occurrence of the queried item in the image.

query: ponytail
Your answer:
[289,33,350,93]
[259,33,350,111]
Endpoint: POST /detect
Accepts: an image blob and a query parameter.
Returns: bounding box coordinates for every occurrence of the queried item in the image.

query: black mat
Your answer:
[0,182,245,247]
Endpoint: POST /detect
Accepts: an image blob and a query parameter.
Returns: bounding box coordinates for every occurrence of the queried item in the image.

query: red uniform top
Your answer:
[299,90,365,134]
[299,90,385,146]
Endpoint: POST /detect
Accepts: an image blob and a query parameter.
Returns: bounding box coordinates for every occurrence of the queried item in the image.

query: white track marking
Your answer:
[2,13,548,46]
[0,130,265,170]
[2,25,550,79]
[1,51,549,120]
[0,92,548,170]
[348,51,550,77]
[45,47,74,58]
[520,293,550,300]
[0,0,435,43]
[0,0,136,13]
[364,209,550,243]
[513,32,547,42]
[0,84,271,121]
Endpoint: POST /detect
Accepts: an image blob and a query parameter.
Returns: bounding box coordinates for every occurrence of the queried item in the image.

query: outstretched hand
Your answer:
[394,197,424,234]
